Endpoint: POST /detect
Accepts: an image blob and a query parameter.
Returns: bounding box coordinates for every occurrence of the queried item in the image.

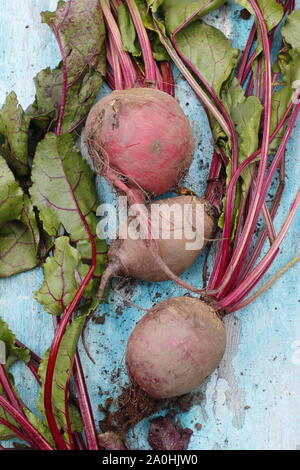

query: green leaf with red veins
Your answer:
[118,3,142,57]
[21,196,40,255]
[34,236,91,316]
[29,67,62,130]
[0,159,39,261]
[118,1,169,61]
[235,0,284,32]
[0,222,39,278]
[61,68,103,132]
[30,133,97,243]
[145,0,164,13]
[23,409,55,448]
[29,0,106,134]
[231,96,263,167]
[282,9,300,49]
[269,86,293,154]
[0,199,40,278]
[175,20,239,97]
[0,155,24,226]
[279,51,300,99]
[234,1,283,64]
[209,76,244,152]
[160,0,227,35]
[0,92,30,176]
[41,0,106,78]
[221,77,262,181]
[76,213,107,276]
[30,65,103,134]
[0,317,30,369]
[216,78,262,230]
[269,45,300,154]
[38,314,86,444]
[230,95,262,195]
[30,133,107,298]
[221,76,245,110]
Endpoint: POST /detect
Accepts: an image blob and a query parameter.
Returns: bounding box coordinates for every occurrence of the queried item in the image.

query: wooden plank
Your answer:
[0,0,299,450]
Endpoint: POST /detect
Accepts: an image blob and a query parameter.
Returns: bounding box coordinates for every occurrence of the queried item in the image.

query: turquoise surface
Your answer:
[0,0,299,450]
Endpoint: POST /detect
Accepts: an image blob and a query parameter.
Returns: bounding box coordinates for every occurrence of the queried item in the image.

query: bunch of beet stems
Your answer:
[101,0,300,309]
[0,349,53,450]
[0,341,87,450]
[1,0,299,451]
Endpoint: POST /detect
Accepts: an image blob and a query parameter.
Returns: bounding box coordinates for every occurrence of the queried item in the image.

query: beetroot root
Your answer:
[126,296,226,399]
[85,88,195,199]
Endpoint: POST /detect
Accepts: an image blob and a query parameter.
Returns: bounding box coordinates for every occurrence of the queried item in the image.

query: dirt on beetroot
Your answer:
[98,377,204,450]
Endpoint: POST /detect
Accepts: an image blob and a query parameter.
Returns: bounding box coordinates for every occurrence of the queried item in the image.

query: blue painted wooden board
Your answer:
[0,0,300,450]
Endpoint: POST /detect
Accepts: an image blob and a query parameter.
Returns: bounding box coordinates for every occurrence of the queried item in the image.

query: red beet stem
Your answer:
[0,395,53,450]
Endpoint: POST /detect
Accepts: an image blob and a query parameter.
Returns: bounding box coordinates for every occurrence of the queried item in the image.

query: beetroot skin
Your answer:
[96,195,216,301]
[108,195,215,282]
[85,88,195,196]
[126,297,226,399]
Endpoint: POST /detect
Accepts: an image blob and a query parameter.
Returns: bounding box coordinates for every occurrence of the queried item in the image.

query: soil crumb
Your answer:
[99,397,116,433]
[116,306,123,316]
[93,314,106,325]
[240,8,251,20]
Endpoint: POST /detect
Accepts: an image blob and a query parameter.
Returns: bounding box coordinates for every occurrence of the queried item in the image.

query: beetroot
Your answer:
[126,296,226,399]
[97,195,216,299]
[85,88,195,199]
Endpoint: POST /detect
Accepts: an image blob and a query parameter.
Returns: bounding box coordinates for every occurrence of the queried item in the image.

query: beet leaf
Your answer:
[30,132,106,271]
[29,0,106,135]
[145,0,164,13]
[35,236,96,316]
[118,1,169,62]
[174,20,240,98]
[41,0,106,79]
[236,0,284,33]
[282,8,300,48]
[0,198,40,278]
[0,318,30,370]
[31,134,97,245]
[0,92,30,176]
[0,155,24,226]
[23,409,55,448]
[160,0,227,36]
